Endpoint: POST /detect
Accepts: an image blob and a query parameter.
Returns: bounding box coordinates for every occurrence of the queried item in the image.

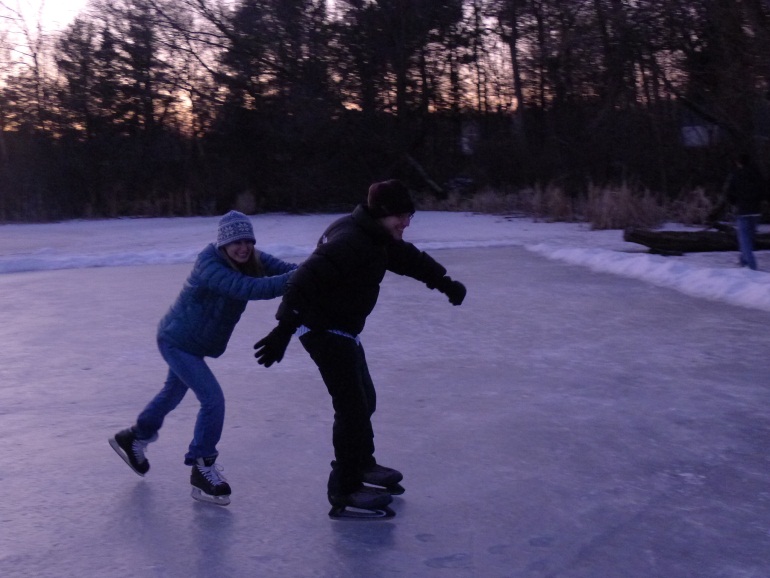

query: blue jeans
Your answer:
[135,339,225,465]
[737,215,759,270]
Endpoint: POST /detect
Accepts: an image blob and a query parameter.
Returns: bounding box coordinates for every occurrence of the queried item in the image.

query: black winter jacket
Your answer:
[726,164,768,215]
[277,205,447,335]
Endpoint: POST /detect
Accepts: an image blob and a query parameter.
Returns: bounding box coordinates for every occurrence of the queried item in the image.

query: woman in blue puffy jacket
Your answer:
[109,211,296,505]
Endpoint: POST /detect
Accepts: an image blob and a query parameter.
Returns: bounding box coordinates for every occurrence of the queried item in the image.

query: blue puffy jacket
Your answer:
[158,243,296,357]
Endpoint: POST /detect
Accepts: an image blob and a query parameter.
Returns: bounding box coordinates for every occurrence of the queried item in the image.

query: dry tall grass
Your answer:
[584,184,666,230]
[417,183,721,230]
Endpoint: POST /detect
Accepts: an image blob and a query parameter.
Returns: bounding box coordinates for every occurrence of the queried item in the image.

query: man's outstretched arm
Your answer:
[254,304,300,367]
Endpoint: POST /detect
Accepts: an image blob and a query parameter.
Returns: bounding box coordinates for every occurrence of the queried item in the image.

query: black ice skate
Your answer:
[362,464,405,495]
[190,457,231,506]
[328,486,394,520]
[109,428,157,476]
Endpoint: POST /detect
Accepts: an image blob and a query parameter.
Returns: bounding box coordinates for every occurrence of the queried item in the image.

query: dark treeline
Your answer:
[0,0,768,222]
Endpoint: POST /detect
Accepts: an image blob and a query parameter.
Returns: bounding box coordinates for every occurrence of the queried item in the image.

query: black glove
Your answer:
[254,323,294,367]
[435,276,466,306]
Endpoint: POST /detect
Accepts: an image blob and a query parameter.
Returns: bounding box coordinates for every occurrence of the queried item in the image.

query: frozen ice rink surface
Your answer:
[1,243,769,577]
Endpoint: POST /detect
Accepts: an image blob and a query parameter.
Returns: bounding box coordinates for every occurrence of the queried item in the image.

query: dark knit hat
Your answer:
[216,210,256,248]
[366,180,415,218]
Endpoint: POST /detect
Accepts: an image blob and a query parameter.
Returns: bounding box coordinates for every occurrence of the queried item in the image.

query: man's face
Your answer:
[379,213,413,240]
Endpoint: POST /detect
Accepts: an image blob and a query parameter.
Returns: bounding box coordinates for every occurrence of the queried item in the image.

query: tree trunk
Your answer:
[624,227,770,254]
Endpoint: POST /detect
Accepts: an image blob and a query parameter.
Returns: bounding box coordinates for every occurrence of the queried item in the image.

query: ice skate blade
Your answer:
[191,487,231,506]
[108,438,145,477]
[388,483,405,495]
[365,482,405,496]
[328,505,395,520]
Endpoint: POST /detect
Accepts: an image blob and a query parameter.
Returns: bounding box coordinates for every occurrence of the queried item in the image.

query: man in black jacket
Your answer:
[254,180,466,518]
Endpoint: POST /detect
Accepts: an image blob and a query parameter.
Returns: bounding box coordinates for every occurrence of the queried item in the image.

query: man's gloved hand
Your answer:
[254,323,294,367]
[435,276,467,306]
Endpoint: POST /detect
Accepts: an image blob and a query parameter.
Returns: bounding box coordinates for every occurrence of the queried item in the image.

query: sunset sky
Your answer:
[2,0,88,32]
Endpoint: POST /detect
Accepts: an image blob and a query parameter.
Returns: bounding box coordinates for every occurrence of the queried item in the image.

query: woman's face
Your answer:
[224,239,255,263]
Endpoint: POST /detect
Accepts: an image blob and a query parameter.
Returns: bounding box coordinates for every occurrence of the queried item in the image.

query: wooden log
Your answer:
[623,227,770,255]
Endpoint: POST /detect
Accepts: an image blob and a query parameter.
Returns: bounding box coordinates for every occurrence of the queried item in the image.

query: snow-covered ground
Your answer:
[1,213,769,578]
[2,212,769,311]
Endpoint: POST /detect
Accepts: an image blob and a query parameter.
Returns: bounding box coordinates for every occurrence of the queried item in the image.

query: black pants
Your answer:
[299,330,377,495]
